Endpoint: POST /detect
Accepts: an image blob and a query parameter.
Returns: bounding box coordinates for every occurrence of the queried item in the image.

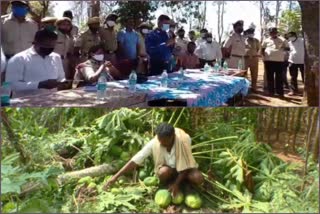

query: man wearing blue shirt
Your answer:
[117,18,140,63]
[145,15,175,76]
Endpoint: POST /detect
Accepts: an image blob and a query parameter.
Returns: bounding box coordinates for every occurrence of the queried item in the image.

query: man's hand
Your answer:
[103,176,117,191]
[168,183,180,197]
[38,79,59,89]
[57,81,71,91]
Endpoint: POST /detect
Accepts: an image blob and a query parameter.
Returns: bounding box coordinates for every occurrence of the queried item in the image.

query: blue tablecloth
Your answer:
[87,70,250,107]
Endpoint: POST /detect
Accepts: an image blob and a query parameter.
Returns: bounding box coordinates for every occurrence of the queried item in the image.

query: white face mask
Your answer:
[248,34,254,38]
[142,28,149,34]
[106,20,115,27]
[93,54,104,61]
[201,33,206,38]
[170,27,175,32]
[207,38,212,42]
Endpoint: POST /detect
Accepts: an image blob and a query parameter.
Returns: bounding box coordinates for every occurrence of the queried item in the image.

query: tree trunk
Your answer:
[299,1,319,106]
[90,0,100,17]
[275,1,281,27]
[312,119,319,162]
[1,1,10,15]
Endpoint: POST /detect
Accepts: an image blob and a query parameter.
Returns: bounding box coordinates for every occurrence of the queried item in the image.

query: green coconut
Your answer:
[154,189,172,208]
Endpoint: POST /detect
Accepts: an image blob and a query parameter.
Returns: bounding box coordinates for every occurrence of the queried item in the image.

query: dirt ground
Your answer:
[243,60,305,106]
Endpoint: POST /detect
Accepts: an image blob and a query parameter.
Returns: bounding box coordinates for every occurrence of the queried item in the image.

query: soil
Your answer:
[243,60,304,106]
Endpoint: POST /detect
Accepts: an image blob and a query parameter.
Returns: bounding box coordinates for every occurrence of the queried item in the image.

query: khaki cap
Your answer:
[55,17,72,25]
[41,17,58,24]
[11,0,28,5]
[87,17,100,25]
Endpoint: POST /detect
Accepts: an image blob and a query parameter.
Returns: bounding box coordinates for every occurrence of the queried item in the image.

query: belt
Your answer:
[231,54,244,58]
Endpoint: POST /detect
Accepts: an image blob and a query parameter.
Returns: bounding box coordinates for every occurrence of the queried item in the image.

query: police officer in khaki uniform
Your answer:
[223,20,246,69]
[55,17,74,79]
[63,10,79,39]
[244,27,260,91]
[74,17,102,63]
[100,14,118,63]
[1,0,38,59]
[41,17,58,31]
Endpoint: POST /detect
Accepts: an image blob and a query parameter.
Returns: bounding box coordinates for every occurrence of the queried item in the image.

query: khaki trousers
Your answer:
[244,56,259,89]
[226,56,243,69]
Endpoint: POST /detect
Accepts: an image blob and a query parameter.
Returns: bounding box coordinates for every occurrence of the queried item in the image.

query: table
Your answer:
[111,69,250,107]
[9,69,250,107]
[10,88,147,107]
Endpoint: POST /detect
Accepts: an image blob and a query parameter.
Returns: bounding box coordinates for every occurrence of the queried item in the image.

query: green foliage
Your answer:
[278,8,302,35]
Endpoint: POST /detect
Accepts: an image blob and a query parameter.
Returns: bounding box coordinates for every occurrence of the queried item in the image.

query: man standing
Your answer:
[101,13,118,63]
[195,33,222,67]
[5,29,66,95]
[1,0,38,59]
[55,17,74,79]
[244,27,260,92]
[74,17,102,63]
[261,27,289,97]
[63,10,79,39]
[223,20,246,69]
[196,29,208,46]
[117,17,140,65]
[145,15,174,76]
[137,22,152,75]
[104,123,204,197]
[287,31,305,96]
[175,28,189,56]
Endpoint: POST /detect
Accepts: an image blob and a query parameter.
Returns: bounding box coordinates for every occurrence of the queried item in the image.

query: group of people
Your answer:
[1,0,305,98]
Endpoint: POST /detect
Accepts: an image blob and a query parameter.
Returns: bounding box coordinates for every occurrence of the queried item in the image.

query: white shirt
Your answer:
[196,38,206,46]
[5,47,65,92]
[1,47,6,73]
[195,41,222,60]
[261,37,289,62]
[175,37,189,55]
[288,38,305,64]
[131,137,192,169]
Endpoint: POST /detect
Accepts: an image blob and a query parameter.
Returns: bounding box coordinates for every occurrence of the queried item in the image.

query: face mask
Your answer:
[169,27,175,32]
[39,47,54,56]
[162,24,170,31]
[207,38,212,42]
[201,33,206,38]
[142,29,149,34]
[106,20,115,27]
[289,37,296,42]
[93,54,104,61]
[45,26,56,32]
[12,6,28,17]
[248,34,254,38]
[178,33,185,38]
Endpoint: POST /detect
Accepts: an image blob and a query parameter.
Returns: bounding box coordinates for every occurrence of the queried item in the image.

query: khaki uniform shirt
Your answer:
[138,33,147,56]
[223,32,246,57]
[245,38,260,57]
[71,25,79,38]
[100,27,118,52]
[74,29,102,55]
[1,13,38,56]
[261,37,289,62]
[55,31,73,58]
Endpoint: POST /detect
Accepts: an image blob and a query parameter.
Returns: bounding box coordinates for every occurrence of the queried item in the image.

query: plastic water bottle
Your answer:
[179,67,185,79]
[160,70,168,88]
[204,63,210,73]
[238,58,243,71]
[128,70,137,93]
[214,61,220,73]
[97,73,107,100]
[1,82,11,106]
[223,61,229,72]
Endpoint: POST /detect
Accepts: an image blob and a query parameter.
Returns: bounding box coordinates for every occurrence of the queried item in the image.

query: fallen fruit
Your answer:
[139,170,148,180]
[111,188,122,194]
[185,193,202,209]
[143,176,159,186]
[154,189,172,208]
[78,176,92,185]
[172,192,184,205]
[110,146,122,156]
[87,182,97,189]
